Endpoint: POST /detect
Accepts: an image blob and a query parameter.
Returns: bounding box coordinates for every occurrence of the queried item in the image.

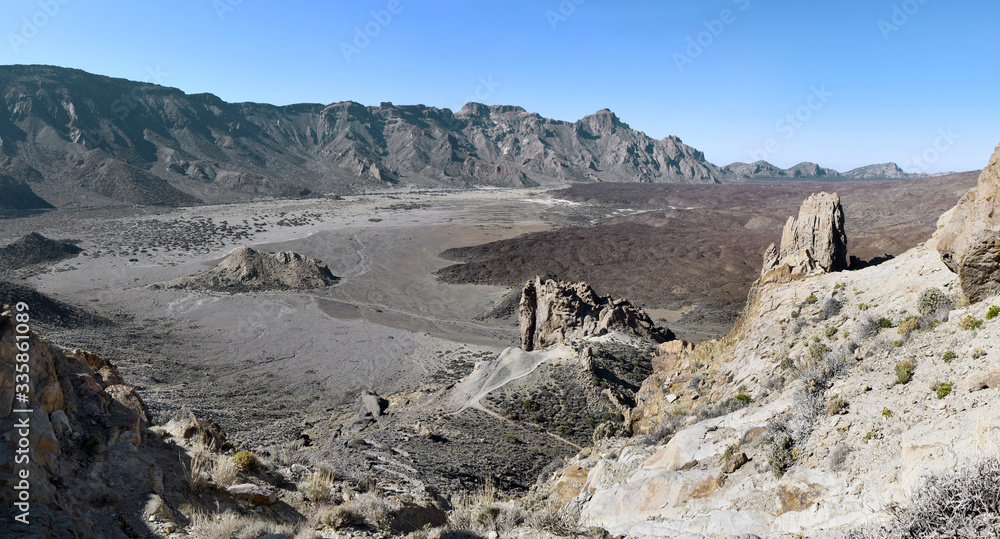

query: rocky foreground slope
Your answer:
[535,148,1000,538]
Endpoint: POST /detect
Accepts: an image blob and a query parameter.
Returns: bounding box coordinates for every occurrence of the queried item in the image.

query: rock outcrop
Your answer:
[0,232,83,273]
[761,192,848,280]
[149,246,338,292]
[518,277,672,351]
[936,143,1000,302]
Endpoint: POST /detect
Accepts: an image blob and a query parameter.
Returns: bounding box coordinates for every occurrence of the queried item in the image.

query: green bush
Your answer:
[988,306,1000,320]
[882,408,893,418]
[959,315,983,331]
[918,287,953,316]
[878,317,894,329]
[809,342,831,361]
[805,293,818,305]
[234,450,260,473]
[768,433,795,478]
[895,360,915,385]
[936,382,953,399]
[825,326,838,338]
[942,350,957,363]
[780,357,794,370]
[898,316,920,337]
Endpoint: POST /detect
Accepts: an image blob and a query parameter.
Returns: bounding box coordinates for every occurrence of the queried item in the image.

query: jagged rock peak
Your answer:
[936,143,1000,302]
[150,246,338,292]
[762,192,848,279]
[517,276,672,351]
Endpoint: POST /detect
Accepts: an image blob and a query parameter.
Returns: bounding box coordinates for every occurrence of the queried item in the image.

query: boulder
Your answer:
[518,277,673,351]
[227,483,278,506]
[762,192,848,280]
[164,407,227,449]
[361,390,389,417]
[936,143,1000,302]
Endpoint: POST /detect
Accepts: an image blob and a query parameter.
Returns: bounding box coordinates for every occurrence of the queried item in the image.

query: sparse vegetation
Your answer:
[878,317,893,329]
[233,450,260,473]
[825,326,838,338]
[942,350,957,363]
[988,305,1000,320]
[882,408,892,418]
[936,381,953,399]
[897,316,920,337]
[805,293,818,305]
[822,298,843,318]
[959,315,983,331]
[810,342,831,361]
[895,359,915,385]
[973,347,987,359]
[827,396,847,416]
[768,431,795,478]
[917,287,953,317]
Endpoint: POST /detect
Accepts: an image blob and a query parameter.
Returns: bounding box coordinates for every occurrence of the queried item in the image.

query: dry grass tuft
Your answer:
[188,510,297,539]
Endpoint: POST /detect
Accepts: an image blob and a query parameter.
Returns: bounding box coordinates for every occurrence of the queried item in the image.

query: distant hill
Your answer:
[724,160,931,181]
[0,65,732,208]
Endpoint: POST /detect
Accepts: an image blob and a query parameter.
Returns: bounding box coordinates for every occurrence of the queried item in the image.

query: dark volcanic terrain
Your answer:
[438,172,979,336]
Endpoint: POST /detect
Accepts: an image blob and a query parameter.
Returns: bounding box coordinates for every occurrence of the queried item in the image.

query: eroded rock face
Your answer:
[517,277,672,351]
[762,192,847,280]
[150,246,338,292]
[936,143,1000,302]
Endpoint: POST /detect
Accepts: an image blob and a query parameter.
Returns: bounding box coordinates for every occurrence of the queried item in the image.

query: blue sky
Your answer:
[1,0,997,173]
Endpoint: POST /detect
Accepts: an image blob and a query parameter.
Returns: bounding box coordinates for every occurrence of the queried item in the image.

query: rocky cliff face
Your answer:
[0,66,731,208]
[761,192,848,280]
[724,160,840,180]
[936,143,1000,303]
[518,277,673,351]
[149,246,338,292]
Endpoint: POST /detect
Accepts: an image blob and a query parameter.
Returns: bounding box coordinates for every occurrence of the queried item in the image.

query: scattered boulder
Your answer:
[227,483,278,506]
[936,143,1000,302]
[518,276,672,351]
[361,390,389,417]
[962,369,1000,392]
[163,407,227,449]
[761,192,848,280]
[148,246,338,292]
[723,453,749,474]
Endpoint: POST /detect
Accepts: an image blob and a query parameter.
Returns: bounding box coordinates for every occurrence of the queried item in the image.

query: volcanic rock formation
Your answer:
[761,192,848,280]
[150,246,338,292]
[936,143,1000,302]
[518,277,672,351]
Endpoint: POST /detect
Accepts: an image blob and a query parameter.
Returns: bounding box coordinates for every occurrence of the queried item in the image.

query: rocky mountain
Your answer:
[842,162,911,179]
[147,246,338,292]
[0,173,53,213]
[0,232,82,273]
[725,160,928,181]
[724,160,840,180]
[761,192,848,280]
[0,65,731,208]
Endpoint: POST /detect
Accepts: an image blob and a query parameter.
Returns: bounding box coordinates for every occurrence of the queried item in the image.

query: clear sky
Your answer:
[1,0,997,173]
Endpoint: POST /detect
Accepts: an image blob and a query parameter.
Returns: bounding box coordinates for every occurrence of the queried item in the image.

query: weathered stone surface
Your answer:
[722,452,749,474]
[150,246,338,292]
[227,483,278,506]
[963,369,1000,392]
[361,390,389,417]
[164,407,227,449]
[518,277,672,351]
[762,192,847,280]
[936,143,1000,302]
[550,465,591,508]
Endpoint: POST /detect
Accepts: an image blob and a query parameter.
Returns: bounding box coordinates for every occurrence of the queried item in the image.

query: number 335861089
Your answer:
[14,302,30,393]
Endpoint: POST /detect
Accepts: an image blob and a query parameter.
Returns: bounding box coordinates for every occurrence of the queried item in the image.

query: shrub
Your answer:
[827,397,847,416]
[805,293,818,305]
[895,360,915,385]
[881,408,892,418]
[723,443,739,462]
[780,357,794,370]
[188,510,297,539]
[854,313,880,341]
[212,454,239,487]
[858,302,870,311]
[829,444,849,471]
[314,505,364,530]
[942,350,957,363]
[809,342,831,361]
[182,451,211,493]
[768,432,795,478]
[501,434,519,444]
[849,457,1000,539]
[917,288,953,317]
[302,469,337,503]
[892,339,904,348]
[233,450,260,473]
[897,316,920,337]
[825,326,838,338]
[959,315,983,331]
[822,298,843,318]
[973,347,987,359]
[936,382,953,399]
[878,317,894,329]
[989,306,1000,320]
